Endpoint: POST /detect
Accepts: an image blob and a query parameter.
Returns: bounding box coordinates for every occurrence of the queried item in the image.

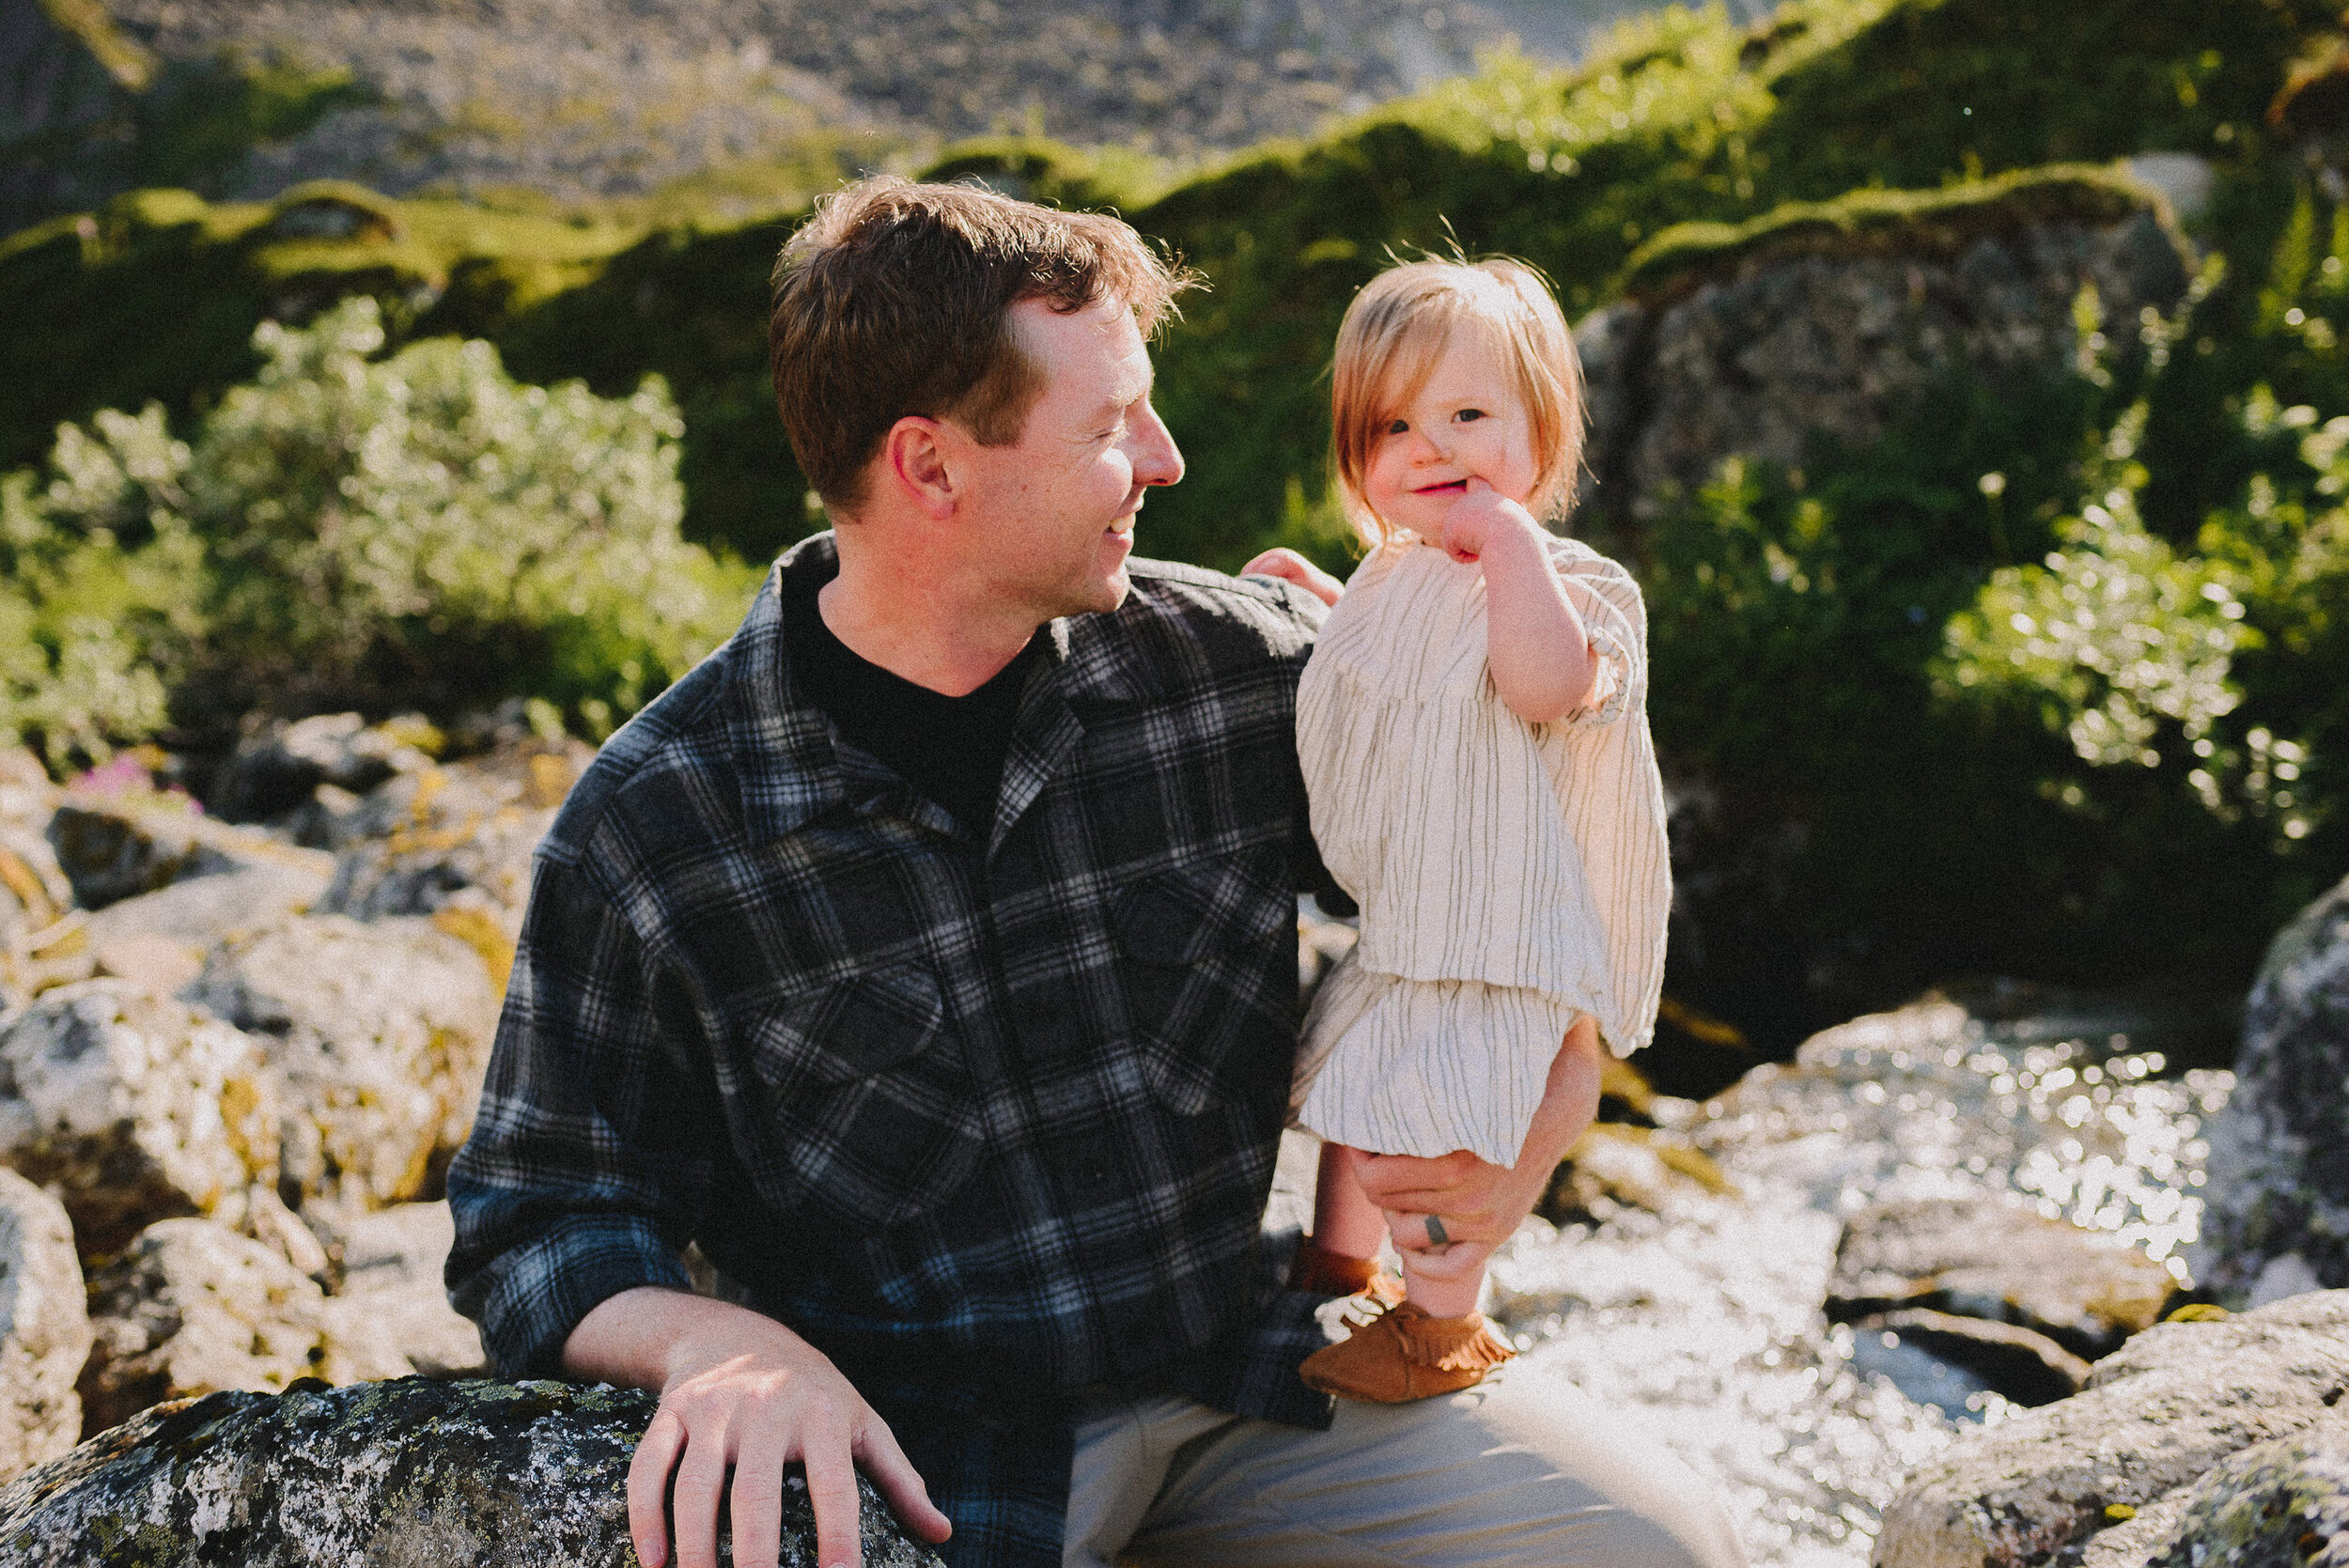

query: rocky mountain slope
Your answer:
[0,0,1675,223]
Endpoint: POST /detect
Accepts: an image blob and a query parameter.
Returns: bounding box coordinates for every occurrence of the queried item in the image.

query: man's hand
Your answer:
[1238,547,1345,608]
[566,1288,951,1568]
[1352,1014,1604,1263]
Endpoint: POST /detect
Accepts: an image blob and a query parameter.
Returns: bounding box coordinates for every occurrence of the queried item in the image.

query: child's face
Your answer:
[1361,327,1539,538]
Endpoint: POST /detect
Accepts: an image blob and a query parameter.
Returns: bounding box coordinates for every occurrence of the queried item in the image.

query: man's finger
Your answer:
[627,1408,688,1568]
[855,1416,954,1544]
[803,1442,866,1568]
[1350,1148,1479,1206]
[727,1425,790,1568]
[669,1440,730,1568]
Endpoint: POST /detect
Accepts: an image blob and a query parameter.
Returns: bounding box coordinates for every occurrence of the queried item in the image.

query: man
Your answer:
[447,177,1745,1568]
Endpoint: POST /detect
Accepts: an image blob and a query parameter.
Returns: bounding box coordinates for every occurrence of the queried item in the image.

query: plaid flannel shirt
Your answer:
[446,534,1341,1568]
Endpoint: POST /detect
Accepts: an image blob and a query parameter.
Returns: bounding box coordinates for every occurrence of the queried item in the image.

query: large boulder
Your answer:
[0,1377,946,1567]
[1577,176,2192,523]
[0,1170,90,1483]
[2190,873,2349,1306]
[0,982,281,1256]
[186,915,502,1210]
[1874,1292,2349,1568]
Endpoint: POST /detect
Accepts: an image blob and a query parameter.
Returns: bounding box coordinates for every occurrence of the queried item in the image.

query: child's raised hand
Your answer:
[1438,477,1537,563]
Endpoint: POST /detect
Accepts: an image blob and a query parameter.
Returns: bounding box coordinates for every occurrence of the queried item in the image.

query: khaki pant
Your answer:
[1065,1364,1749,1568]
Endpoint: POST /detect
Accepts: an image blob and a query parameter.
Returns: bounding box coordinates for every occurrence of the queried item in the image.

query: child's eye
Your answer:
[1455,408,1486,423]
[1387,418,1410,435]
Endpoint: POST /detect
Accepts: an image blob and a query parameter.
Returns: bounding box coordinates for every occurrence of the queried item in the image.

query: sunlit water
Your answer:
[1481,999,2236,1568]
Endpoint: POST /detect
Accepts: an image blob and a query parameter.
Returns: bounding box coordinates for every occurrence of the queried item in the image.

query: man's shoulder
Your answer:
[1116,557,1326,665]
[537,602,762,876]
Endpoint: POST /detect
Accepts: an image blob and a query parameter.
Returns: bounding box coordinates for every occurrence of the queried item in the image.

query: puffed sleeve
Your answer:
[1545,536,1645,727]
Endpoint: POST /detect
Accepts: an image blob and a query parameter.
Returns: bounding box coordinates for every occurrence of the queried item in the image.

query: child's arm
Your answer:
[1439,478,1596,723]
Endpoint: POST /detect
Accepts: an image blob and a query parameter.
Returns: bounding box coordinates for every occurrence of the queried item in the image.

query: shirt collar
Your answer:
[728,532,1160,845]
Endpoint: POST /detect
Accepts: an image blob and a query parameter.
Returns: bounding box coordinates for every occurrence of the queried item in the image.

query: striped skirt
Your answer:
[1291,945,1580,1167]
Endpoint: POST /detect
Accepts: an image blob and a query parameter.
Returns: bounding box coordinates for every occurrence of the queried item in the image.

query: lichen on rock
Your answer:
[2146,1420,2349,1568]
[0,981,282,1256]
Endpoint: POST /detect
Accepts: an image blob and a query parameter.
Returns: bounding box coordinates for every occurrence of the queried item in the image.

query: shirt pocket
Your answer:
[1114,847,1297,1116]
[740,963,986,1228]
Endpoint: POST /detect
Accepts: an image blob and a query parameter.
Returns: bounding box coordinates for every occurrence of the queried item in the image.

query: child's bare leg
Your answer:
[1392,1233,1494,1318]
[1311,1141,1387,1260]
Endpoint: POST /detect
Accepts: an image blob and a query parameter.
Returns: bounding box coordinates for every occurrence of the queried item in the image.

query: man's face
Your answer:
[955,296,1184,621]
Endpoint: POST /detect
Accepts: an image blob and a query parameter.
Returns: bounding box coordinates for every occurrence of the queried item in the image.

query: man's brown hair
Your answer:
[770,176,1192,514]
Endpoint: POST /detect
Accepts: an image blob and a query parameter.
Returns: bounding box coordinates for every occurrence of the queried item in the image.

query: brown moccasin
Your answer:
[1289,1238,1407,1309]
[1298,1300,1516,1403]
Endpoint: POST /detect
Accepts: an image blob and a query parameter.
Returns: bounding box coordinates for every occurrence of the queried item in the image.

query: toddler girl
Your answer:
[1270,257,1670,1402]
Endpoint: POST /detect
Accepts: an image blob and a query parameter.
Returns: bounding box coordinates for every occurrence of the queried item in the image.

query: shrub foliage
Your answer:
[0,299,757,762]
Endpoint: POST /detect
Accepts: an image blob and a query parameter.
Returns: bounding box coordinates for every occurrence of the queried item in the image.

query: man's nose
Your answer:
[1131,400,1184,487]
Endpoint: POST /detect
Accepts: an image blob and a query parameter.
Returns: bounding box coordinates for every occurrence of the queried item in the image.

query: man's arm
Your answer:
[1351,1014,1605,1273]
[567,1289,951,1568]
[448,853,946,1568]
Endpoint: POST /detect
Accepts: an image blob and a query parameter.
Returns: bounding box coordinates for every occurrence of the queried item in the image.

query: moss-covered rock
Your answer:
[2144,1422,2349,1568]
[0,1376,945,1567]
[1874,1292,2349,1568]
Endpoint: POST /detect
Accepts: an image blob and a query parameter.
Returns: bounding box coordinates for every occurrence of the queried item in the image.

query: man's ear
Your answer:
[882,416,959,520]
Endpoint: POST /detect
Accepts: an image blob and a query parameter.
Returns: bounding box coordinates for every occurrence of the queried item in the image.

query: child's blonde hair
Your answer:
[1330,256,1585,550]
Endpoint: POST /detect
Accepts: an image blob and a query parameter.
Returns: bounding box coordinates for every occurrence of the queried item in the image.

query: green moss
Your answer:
[36,0,156,92]
[1621,163,2165,298]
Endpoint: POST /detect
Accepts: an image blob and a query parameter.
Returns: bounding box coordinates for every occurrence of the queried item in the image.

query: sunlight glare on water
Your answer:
[1485,999,2234,1568]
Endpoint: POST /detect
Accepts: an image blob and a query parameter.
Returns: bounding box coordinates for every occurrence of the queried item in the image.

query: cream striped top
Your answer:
[1296,532,1672,1064]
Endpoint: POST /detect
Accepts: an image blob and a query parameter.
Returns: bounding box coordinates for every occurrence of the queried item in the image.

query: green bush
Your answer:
[0,298,759,762]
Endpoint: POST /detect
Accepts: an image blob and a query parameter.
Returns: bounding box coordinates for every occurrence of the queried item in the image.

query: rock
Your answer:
[315,739,591,979]
[311,1202,487,1379]
[1578,191,2192,522]
[2190,873,2349,1305]
[75,860,337,987]
[76,1219,350,1437]
[2145,1420,2349,1568]
[0,1376,947,1567]
[45,791,334,911]
[1852,1308,2091,1407]
[1873,1291,2349,1568]
[1829,1196,2176,1361]
[0,1170,91,1483]
[0,749,69,1005]
[207,712,436,825]
[187,915,502,1210]
[0,982,281,1257]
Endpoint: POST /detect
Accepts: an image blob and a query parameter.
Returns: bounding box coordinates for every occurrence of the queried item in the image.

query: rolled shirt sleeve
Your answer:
[444,850,705,1377]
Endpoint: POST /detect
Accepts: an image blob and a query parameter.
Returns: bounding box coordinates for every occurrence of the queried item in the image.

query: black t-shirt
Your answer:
[783,562,1036,837]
